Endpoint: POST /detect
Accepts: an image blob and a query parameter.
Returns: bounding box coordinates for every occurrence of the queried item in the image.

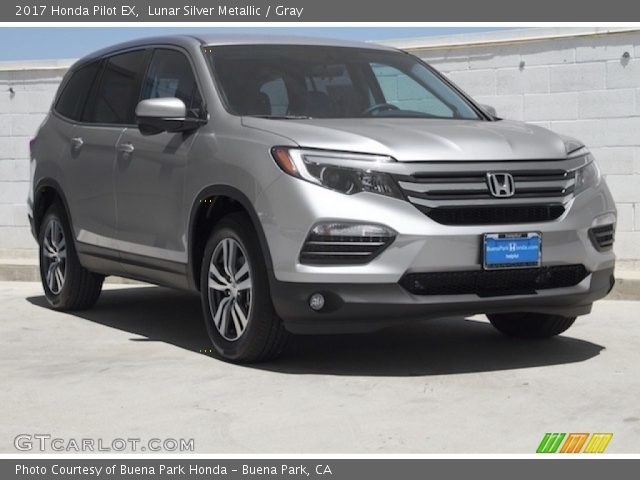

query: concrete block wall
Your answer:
[0,61,68,256]
[388,28,640,269]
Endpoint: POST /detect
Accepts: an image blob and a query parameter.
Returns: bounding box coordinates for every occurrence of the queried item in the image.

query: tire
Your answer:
[487,312,577,338]
[38,203,104,310]
[200,212,289,363]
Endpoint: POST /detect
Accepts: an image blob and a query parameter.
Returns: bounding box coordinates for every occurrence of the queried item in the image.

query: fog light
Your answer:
[309,293,325,311]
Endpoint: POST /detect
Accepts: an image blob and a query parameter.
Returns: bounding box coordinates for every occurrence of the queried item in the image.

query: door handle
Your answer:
[70,137,83,149]
[118,142,135,154]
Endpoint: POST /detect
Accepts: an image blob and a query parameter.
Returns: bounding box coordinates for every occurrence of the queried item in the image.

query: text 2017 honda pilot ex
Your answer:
[29,35,617,362]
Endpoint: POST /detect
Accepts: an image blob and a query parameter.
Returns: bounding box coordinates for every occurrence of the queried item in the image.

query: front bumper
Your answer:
[256,170,616,333]
[272,267,615,334]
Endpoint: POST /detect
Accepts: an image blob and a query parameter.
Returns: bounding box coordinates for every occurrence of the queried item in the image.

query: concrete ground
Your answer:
[1,281,639,454]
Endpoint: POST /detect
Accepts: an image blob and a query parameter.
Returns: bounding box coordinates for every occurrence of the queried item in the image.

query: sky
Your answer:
[0,27,510,61]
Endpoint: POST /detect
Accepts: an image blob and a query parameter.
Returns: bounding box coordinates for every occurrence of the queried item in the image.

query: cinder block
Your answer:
[519,42,575,66]
[616,203,634,231]
[7,92,29,114]
[575,35,634,63]
[614,232,640,260]
[0,203,28,227]
[9,136,30,160]
[10,114,45,137]
[549,120,608,148]
[0,114,11,134]
[589,147,635,175]
[549,63,606,92]
[472,95,523,121]
[578,89,635,119]
[635,204,640,230]
[0,159,31,181]
[11,204,29,226]
[447,69,496,96]
[0,137,13,159]
[27,91,56,114]
[0,205,12,226]
[524,92,578,121]
[420,47,471,72]
[468,45,520,70]
[9,70,65,91]
[635,147,640,174]
[0,92,10,113]
[605,174,640,203]
[0,226,37,249]
[604,117,640,146]
[496,67,549,95]
[606,59,640,89]
[0,181,29,204]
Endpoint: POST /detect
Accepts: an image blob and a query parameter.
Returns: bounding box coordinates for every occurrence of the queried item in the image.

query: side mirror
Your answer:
[135,97,203,135]
[479,104,497,118]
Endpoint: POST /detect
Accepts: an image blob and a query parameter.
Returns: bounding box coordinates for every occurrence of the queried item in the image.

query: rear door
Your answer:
[114,47,204,274]
[68,49,149,255]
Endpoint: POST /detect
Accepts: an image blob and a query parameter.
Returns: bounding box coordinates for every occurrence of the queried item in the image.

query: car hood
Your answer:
[241,117,570,161]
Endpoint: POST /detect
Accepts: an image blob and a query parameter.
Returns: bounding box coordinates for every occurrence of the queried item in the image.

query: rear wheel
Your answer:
[38,203,104,310]
[487,312,576,338]
[200,212,289,363]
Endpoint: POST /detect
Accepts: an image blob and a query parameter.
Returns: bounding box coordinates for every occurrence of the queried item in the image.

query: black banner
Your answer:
[5,0,640,22]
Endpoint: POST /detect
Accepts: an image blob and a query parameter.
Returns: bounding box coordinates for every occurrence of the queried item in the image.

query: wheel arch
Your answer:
[188,185,274,291]
[33,178,74,240]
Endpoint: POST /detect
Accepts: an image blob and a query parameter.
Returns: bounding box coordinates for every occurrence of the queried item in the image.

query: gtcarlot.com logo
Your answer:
[536,432,613,453]
[14,434,195,452]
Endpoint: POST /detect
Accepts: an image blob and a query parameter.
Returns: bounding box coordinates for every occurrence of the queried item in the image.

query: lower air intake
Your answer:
[589,224,615,251]
[400,265,589,297]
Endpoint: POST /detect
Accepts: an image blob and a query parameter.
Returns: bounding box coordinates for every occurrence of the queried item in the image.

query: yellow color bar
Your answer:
[584,433,613,453]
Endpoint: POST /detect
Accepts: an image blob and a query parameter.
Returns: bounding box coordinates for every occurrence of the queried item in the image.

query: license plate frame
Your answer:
[483,232,542,270]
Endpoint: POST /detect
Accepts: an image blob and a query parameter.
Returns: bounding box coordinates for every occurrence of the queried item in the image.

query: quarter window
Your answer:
[54,61,100,121]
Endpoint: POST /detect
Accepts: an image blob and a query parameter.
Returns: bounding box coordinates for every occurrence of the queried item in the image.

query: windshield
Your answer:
[204,45,483,120]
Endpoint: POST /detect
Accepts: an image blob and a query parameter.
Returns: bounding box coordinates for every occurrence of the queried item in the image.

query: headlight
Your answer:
[271,147,403,199]
[573,157,601,195]
[562,138,601,195]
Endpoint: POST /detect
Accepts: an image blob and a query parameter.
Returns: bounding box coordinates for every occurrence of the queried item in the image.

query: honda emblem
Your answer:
[486,172,516,198]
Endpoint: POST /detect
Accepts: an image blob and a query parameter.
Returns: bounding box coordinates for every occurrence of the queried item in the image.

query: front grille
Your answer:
[300,234,394,265]
[400,265,589,297]
[394,169,575,225]
[589,224,615,251]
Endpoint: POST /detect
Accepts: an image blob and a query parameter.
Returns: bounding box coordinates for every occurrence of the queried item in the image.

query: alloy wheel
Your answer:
[207,238,252,341]
[42,218,67,295]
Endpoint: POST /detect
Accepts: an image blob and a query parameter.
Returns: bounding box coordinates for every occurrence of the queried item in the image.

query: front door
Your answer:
[114,48,205,274]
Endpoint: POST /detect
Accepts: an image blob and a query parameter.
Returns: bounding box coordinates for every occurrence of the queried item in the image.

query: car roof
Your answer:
[72,33,398,69]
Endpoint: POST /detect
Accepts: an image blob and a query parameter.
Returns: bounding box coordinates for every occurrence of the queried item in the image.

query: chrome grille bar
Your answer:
[394,167,576,225]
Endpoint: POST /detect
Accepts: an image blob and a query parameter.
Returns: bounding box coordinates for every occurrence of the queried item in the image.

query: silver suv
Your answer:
[29,35,616,362]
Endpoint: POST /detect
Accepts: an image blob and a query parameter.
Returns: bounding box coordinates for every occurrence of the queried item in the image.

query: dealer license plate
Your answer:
[483,232,541,270]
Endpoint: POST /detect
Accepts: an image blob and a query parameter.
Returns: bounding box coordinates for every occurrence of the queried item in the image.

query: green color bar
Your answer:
[537,433,566,453]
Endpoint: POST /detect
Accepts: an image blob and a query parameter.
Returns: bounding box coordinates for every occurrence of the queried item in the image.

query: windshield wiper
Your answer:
[249,115,312,120]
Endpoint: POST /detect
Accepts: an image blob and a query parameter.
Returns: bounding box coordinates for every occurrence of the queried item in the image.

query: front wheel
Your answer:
[200,212,289,363]
[487,312,577,338]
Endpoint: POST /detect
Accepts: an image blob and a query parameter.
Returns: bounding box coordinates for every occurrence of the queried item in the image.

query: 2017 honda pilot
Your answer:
[28,35,617,362]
